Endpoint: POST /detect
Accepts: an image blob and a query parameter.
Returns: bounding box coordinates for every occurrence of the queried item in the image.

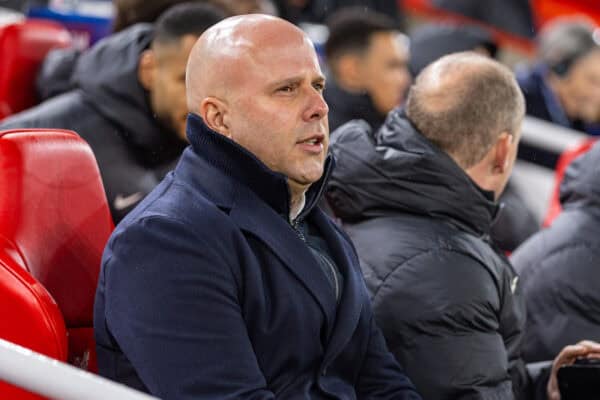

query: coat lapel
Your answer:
[310,209,363,364]
[229,186,337,332]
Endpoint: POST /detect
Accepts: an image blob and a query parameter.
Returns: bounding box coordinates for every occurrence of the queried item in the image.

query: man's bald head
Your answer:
[185,14,311,113]
[183,13,328,200]
[406,52,525,168]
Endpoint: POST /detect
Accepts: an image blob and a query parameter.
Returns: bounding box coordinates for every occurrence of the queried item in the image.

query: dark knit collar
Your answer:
[185,113,334,219]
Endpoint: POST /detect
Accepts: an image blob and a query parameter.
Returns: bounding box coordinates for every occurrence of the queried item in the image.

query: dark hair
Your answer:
[325,7,398,61]
[112,0,232,33]
[406,52,525,168]
[153,2,228,46]
[408,23,497,76]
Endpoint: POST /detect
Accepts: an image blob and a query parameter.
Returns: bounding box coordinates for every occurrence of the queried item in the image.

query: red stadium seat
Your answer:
[0,19,72,120]
[543,138,597,227]
[0,129,114,399]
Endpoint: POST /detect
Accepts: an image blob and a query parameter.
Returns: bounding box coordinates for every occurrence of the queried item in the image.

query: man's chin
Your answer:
[288,174,322,191]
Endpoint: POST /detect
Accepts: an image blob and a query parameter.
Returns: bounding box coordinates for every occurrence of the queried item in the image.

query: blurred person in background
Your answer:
[409,22,538,253]
[274,0,403,28]
[433,0,535,39]
[408,22,497,77]
[518,18,600,135]
[327,51,600,400]
[516,18,600,168]
[0,3,226,222]
[511,141,600,363]
[36,0,275,100]
[324,7,410,132]
[112,0,276,31]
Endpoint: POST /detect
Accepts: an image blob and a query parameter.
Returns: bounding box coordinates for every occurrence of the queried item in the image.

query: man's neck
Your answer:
[289,193,306,222]
[288,181,309,222]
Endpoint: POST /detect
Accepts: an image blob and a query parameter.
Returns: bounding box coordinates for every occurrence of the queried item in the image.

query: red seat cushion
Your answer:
[0,129,114,384]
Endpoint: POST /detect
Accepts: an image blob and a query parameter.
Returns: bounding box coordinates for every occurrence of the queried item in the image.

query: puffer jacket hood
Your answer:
[327,108,499,237]
[71,24,163,151]
[560,141,600,212]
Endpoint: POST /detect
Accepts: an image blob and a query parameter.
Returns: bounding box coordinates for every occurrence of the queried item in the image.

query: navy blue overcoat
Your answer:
[94,114,420,400]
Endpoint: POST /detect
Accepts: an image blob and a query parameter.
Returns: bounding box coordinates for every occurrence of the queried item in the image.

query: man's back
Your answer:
[327,110,528,399]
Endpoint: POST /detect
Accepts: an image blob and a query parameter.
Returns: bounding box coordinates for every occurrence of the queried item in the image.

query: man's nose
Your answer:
[304,89,329,121]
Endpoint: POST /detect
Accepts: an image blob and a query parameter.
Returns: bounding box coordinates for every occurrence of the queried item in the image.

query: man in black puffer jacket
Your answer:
[327,52,600,400]
[511,141,600,363]
[0,3,226,223]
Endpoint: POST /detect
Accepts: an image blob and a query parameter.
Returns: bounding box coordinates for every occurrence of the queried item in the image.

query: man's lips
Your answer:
[297,133,325,153]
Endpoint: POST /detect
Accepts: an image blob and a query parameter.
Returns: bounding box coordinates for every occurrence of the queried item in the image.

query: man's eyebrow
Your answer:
[313,75,326,85]
[269,74,326,88]
[269,76,303,88]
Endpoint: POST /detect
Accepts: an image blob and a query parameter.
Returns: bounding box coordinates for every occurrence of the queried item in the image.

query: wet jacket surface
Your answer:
[94,114,421,400]
[0,24,186,222]
[327,109,529,399]
[511,141,600,362]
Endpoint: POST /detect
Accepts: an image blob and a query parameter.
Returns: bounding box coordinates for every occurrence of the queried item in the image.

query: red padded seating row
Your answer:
[0,129,114,399]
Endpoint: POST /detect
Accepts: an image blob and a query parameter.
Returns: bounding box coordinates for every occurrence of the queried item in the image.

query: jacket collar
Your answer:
[185,112,334,219]
[328,108,499,237]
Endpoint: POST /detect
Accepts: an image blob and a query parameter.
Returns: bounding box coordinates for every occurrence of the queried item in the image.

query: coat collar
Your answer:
[185,112,333,218]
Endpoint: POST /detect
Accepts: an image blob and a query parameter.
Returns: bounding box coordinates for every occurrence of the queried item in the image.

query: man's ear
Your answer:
[493,132,513,174]
[199,97,230,137]
[137,49,156,91]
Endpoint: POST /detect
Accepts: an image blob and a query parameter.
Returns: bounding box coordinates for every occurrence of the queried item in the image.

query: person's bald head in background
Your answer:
[406,52,525,199]
[186,15,329,211]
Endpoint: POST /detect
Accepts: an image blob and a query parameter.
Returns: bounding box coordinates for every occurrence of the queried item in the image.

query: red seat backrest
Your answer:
[0,19,72,120]
[543,138,597,227]
[0,129,114,399]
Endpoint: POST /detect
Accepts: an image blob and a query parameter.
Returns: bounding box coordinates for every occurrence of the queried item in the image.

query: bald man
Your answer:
[94,14,421,400]
[327,52,600,400]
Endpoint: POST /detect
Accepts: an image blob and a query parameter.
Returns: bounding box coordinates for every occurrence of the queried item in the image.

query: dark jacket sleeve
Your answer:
[101,215,276,400]
[371,250,516,400]
[357,315,422,399]
[513,242,600,362]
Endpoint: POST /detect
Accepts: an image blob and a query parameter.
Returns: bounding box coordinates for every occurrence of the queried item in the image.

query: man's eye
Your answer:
[278,85,294,92]
[313,83,325,91]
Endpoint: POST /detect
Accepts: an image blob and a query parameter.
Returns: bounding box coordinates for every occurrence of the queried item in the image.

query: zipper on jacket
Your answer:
[291,218,306,242]
[292,217,340,301]
[320,252,340,301]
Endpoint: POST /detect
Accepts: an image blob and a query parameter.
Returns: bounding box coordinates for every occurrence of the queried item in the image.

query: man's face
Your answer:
[558,50,600,123]
[359,32,411,115]
[149,35,198,141]
[226,37,329,193]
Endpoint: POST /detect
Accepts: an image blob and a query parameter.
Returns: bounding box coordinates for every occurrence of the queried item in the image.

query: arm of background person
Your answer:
[102,215,276,400]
